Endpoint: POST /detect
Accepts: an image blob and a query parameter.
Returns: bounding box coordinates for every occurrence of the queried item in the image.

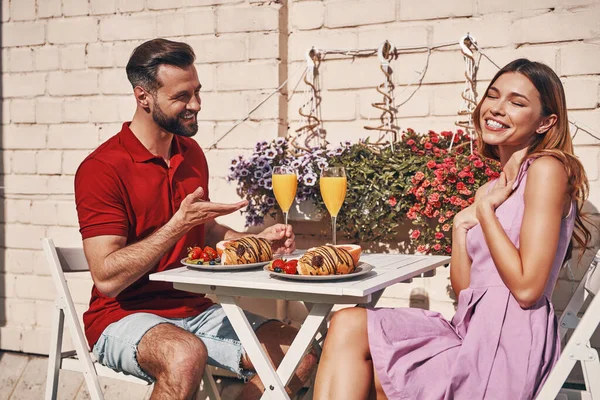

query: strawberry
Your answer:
[188,246,203,260]
[283,260,298,275]
[204,246,217,260]
[271,259,285,271]
[200,251,210,261]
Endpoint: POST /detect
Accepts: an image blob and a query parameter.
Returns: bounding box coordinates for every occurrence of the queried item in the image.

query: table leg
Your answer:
[218,295,290,400]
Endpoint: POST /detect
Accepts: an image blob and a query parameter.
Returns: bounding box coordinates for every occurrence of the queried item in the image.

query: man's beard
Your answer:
[152,102,198,138]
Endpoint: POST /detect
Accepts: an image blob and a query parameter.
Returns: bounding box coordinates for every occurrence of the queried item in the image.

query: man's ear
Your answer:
[536,114,558,134]
[134,86,151,109]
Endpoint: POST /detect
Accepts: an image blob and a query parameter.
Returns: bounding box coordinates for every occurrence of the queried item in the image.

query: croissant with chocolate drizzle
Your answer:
[297,245,356,275]
[218,237,272,265]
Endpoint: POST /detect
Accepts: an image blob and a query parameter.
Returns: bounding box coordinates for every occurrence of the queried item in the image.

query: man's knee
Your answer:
[138,323,208,383]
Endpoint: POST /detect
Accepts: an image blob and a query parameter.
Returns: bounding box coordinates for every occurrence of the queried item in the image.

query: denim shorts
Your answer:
[92,304,274,382]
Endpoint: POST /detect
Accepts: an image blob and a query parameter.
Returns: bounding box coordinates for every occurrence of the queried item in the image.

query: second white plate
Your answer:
[265,263,374,281]
[181,259,270,271]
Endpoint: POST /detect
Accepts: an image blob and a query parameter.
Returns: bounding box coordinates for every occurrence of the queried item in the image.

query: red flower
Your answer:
[417,245,428,254]
[422,179,431,188]
[427,160,436,169]
[437,184,446,192]
[431,136,439,143]
[428,193,440,203]
[424,142,433,150]
[407,139,415,146]
[388,196,397,207]
[474,160,484,168]
[445,246,452,253]
[442,224,451,231]
[435,232,444,240]
[456,182,466,191]
[407,209,417,220]
[433,244,442,251]
[414,171,425,182]
[410,230,421,239]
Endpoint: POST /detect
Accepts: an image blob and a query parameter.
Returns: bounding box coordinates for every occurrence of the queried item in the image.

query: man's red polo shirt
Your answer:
[75,122,214,348]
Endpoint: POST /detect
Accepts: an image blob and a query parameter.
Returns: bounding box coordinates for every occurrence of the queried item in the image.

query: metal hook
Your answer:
[377,41,394,73]
[305,47,320,69]
[459,33,477,57]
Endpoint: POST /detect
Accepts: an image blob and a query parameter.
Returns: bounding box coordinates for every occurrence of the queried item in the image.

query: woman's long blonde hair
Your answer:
[473,58,591,254]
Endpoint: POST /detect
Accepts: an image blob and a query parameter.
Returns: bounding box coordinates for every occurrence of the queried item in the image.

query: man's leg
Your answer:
[237,320,318,400]
[137,323,208,400]
[92,313,208,400]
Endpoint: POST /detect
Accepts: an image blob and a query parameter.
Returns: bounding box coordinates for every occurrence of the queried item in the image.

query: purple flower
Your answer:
[327,150,338,157]
[231,158,240,167]
[291,159,302,169]
[264,149,277,159]
[239,168,249,177]
[334,147,344,155]
[262,164,272,174]
[275,138,286,146]
[303,172,318,186]
[263,178,273,190]
[260,141,269,150]
[342,140,352,148]
[254,170,264,179]
[266,197,276,206]
[256,158,267,168]
[317,160,328,170]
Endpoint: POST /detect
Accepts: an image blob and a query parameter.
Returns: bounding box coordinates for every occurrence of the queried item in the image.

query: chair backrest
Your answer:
[584,250,600,296]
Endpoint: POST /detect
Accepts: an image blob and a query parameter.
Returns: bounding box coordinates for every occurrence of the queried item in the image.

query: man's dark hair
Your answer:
[126,39,196,93]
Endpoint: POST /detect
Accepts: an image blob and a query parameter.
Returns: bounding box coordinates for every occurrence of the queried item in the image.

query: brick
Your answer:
[245,91,280,120]
[188,35,247,63]
[198,91,247,121]
[1,0,9,22]
[38,0,62,18]
[512,8,600,44]
[91,0,116,15]
[1,48,9,72]
[2,274,18,298]
[64,98,91,122]
[12,150,37,174]
[10,0,35,21]
[10,99,36,123]
[318,91,357,121]
[7,299,36,326]
[118,96,136,121]
[36,150,63,175]
[34,46,60,71]
[184,9,215,35]
[5,224,47,250]
[48,17,98,45]
[216,121,279,149]
[67,278,94,304]
[361,85,430,118]
[60,45,86,70]
[2,72,46,98]
[358,25,428,50]
[4,249,35,274]
[1,22,45,47]
[395,115,458,134]
[63,0,89,16]
[5,199,32,224]
[561,43,600,76]
[113,41,142,67]
[48,124,99,149]
[216,61,279,90]
[157,12,185,37]
[90,96,121,122]
[186,0,244,5]
[148,0,184,9]
[48,70,98,96]
[217,6,279,33]
[86,42,114,68]
[479,0,559,14]
[288,29,358,62]
[35,97,63,124]
[62,150,90,175]
[477,45,559,81]
[431,83,467,117]
[100,15,156,41]
[1,150,11,174]
[47,175,76,195]
[326,0,395,28]
[57,200,81,226]
[0,326,22,352]
[249,32,279,60]
[195,63,215,91]
[47,226,81,247]
[204,149,256,178]
[417,50,474,84]
[563,78,600,110]
[291,2,324,30]
[570,110,600,146]
[32,200,59,226]
[117,0,145,12]
[400,0,474,20]
[98,122,124,142]
[3,125,47,149]
[576,147,600,181]
[432,15,513,49]
[321,57,384,90]
[33,250,51,276]
[561,0,599,6]
[15,274,55,300]
[100,68,132,94]
[191,121,216,148]
[9,48,34,72]
[3,175,49,196]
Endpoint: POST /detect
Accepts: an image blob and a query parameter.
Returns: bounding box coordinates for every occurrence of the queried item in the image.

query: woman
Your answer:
[313,59,591,400]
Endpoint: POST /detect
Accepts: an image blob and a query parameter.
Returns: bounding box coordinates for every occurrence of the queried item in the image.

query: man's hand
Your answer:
[258,224,296,255]
[173,187,248,232]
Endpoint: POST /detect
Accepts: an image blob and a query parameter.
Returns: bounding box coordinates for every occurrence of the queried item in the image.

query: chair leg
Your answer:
[45,305,65,400]
[198,368,221,400]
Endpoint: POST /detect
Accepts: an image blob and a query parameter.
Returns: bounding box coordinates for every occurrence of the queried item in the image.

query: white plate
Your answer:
[181,258,270,271]
[264,263,374,281]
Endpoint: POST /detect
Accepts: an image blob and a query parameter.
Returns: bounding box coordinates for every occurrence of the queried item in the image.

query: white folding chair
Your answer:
[536,249,600,400]
[42,238,221,400]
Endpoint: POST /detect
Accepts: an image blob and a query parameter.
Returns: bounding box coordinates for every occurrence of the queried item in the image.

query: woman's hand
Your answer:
[476,172,515,219]
[453,203,479,232]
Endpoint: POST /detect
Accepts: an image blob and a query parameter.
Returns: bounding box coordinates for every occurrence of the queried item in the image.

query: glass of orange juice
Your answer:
[320,166,347,245]
[272,166,298,228]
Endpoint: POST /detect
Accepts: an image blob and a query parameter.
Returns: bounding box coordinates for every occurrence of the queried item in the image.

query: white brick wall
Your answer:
[0,1,599,370]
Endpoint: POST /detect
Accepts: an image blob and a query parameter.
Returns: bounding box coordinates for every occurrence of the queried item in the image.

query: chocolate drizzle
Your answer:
[298,245,355,275]
[223,237,273,265]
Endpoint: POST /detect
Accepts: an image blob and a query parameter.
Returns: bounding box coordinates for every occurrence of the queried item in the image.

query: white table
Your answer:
[150,253,450,400]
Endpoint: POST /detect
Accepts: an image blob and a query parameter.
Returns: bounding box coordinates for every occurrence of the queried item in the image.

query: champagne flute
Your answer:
[320,166,347,245]
[272,166,298,229]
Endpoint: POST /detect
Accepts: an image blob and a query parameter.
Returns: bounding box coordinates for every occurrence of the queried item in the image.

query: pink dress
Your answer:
[368,158,576,400]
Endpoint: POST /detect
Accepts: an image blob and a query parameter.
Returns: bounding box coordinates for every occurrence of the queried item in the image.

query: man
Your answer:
[75,38,316,400]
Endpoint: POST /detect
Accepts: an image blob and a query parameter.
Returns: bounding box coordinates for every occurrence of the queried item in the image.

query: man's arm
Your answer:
[84,187,247,297]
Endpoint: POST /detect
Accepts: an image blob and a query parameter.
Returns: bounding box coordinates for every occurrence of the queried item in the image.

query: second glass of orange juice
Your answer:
[320,166,347,245]
[272,166,298,227]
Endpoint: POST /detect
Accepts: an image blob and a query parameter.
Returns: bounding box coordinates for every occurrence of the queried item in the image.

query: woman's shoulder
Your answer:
[526,156,568,183]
